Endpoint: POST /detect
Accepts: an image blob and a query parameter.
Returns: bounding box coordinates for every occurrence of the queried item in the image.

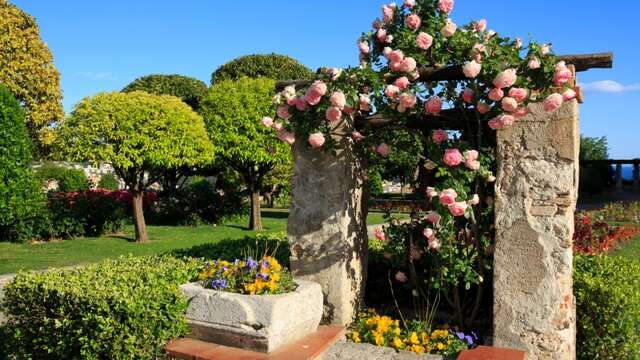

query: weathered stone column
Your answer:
[287,136,368,325]
[493,100,578,359]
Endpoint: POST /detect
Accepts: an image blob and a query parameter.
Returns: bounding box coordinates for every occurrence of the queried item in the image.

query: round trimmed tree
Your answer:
[211,53,314,85]
[0,85,43,242]
[122,74,208,110]
[55,91,214,242]
[201,77,290,230]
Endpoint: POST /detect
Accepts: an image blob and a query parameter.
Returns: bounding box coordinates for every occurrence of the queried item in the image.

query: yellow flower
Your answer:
[374,333,384,346]
[420,332,429,345]
[436,342,445,350]
[350,331,361,343]
[392,337,404,349]
[408,332,420,345]
[408,344,425,354]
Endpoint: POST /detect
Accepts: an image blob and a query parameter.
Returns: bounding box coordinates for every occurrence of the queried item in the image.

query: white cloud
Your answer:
[73,71,116,81]
[579,80,640,93]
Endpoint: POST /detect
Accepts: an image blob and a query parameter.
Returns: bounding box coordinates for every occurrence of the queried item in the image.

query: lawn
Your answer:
[0,209,394,274]
[612,231,640,258]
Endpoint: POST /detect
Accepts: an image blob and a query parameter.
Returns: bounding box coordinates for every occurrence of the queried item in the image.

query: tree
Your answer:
[211,53,314,85]
[200,77,290,230]
[580,135,609,161]
[0,0,63,153]
[0,85,44,242]
[122,74,208,110]
[55,91,214,242]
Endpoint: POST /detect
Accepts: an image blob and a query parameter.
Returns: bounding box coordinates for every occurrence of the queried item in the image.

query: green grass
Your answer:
[0,209,392,275]
[612,231,640,258]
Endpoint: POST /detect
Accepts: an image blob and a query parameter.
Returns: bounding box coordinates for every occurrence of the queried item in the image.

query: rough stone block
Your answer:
[180,280,323,353]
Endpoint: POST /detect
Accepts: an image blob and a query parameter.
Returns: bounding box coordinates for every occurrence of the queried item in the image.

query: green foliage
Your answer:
[574,255,640,359]
[35,162,89,192]
[122,74,208,110]
[211,53,314,85]
[367,170,384,198]
[0,85,44,242]
[580,135,609,161]
[579,135,611,194]
[0,0,64,151]
[1,255,199,359]
[98,173,120,190]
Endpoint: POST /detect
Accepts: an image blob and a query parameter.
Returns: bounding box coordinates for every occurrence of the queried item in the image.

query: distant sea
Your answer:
[614,165,635,180]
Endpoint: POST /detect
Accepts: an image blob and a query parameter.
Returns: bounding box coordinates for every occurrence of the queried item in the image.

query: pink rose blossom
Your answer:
[426,211,441,225]
[406,14,421,31]
[376,29,387,43]
[543,93,563,112]
[464,149,479,161]
[389,61,402,72]
[462,60,482,79]
[475,19,487,32]
[383,47,393,58]
[395,76,410,90]
[508,88,528,102]
[488,114,515,130]
[308,132,325,149]
[287,96,297,106]
[416,32,433,50]
[352,131,366,142]
[330,91,346,109]
[468,194,480,205]
[441,19,457,38]
[389,49,404,63]
[439,188,458,205]
[404,0,415,7]
[493,69,518,89]
[325,106,343,122]
[277,130,296,145]
[554,61,573,86]
[501,97,519,112]
[477,102,491,114]
[382,4,395,23]
[428,238,441,251]
[472,43,486,54]
[426,187,438,199]
[515,37,523,49]
[358,40,370,54]
[488,88,504,101]
[443,148,463,167]
[372,18,383,30]
[261,117,273,128]
[438,0,454,13]
[395,271,408,283]
[273,122,283,131]
[376,143,391,157]
[399,93,417,109]
[374,227,385,241]
[462,88,474,103]
[513,106,530,118]
[359,94,372,111]
[305,93,322,106]
[448,202,468,217]
[423,228,435,241]
[399,57,417,72]
[385,85,400,99]
[563,89,576,101]
[277,106,291,120]
[541,44,551,55]
[425,96,443,114]
[295,97,308,111]
[465,159,481,171]
[528,57,541,70]
[432,129,448,144]
[328,68,342,81]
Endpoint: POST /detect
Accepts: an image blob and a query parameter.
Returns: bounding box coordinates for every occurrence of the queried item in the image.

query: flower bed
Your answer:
[573,214,640,255]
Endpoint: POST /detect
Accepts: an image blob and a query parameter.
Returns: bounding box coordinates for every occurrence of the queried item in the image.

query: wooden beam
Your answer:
[356,109,476,130]
[275,52,613,90]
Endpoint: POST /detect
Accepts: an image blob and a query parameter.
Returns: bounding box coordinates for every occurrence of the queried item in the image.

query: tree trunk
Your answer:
[132,191,149,243]
[249,190,262,231]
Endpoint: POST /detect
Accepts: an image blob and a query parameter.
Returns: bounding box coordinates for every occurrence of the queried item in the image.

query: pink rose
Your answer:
[448,202,468,217]
[389,49,404,63]
[488,88,504,101]
[261,117,273,128]
[464,149,479,161]
[508,88,528,102]
[513,106,530,118]
[475,19,487,32]
[295,97,308,111]
[406,14,421,31]
[277,130,296,145]
[563,88,576,101]
[493,69,518,89]
[358,40,370,54]
[488,114,515,130]
[477,102,491,114]
[308,132,325,149]
[438,0,454,13]
[462,88,474,103]
[306,80,327,97]
[376,143,391,157]
[501,97,518,112]
[425,96,443,114]
[328,67,343,81]
[399,57,417,72]
[277,106,291,120]
[330,91,346,109]
[416,32,433,50]
[468,194,480,206]
[383,47,393,58]
[543,93,563,112]
[325,106,343,122]
[404,0,415,7]
[395,271,408,283]
[426,187,438,199]
[376,29,387,43]
[462,60,482,79]
[428,238,441,251]
[432,129,448,144]
[554,62,573,86]
[426,211,441,225]
[472,43,486,55]
[443,148,463,167]
[352,131,366,142]
[374,227,385,241]
[423,228,434,241]
[439,188,458,205]
[382,4,395,23]
[359,94,372,111]
[541,44,551,55]
[515,37,523,49]
[305,93,322,106]
[273,122,283,131]
[528,57,541,70]
[385,85,400,99]
[372,18,383,30]
[399,93,417,110]
[465,159,481,171]
[441,19,457,38]
[395,76,410,90]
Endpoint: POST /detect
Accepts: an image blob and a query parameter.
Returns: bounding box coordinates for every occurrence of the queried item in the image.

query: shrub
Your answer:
[574,255,640,359]
[1,255,199,360]
[122,74,208,110]
[35,162,89,192]
[0,85,45,242]
[97,173,120,190]
[211,53,314,85]
[573,214,640,254]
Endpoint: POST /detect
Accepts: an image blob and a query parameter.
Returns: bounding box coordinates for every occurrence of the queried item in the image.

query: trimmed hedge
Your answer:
[35,162,89,192]
[211,53,314,85]
[574,255,640,359]
[1,256,199,359]
[122,74,208,110]
[98,173,120,190]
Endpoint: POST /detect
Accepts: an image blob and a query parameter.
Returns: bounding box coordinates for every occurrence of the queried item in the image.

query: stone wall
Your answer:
[287,136,368,325]
[493,100,579,359]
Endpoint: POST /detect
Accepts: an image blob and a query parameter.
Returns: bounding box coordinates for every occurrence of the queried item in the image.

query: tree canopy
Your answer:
[122,74,208,110]
[211,53,314,85]
[580,135,609,161]
[0,0,63,151]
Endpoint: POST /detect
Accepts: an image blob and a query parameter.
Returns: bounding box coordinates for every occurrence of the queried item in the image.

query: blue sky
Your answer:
[12,0,639,158]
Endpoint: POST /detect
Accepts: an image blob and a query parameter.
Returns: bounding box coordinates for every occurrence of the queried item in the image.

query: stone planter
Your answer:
[180,279,323,353]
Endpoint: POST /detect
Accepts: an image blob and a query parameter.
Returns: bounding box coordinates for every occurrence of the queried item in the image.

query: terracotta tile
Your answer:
[269,325,345,360]
[166,338,218,360]
[457,345,526,360]
[196,345,268,360]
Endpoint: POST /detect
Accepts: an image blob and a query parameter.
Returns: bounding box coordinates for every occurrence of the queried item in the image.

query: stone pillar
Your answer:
[615,164,623,189]
[287,136,368,325]
[493,100,578,360]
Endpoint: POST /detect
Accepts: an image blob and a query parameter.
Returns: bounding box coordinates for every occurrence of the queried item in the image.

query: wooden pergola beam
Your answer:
[275,52,613,90]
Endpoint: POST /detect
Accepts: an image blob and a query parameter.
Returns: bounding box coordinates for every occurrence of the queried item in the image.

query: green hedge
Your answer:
[1,256,199,359]
[35,162,89,192]
[574,255,640,359]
